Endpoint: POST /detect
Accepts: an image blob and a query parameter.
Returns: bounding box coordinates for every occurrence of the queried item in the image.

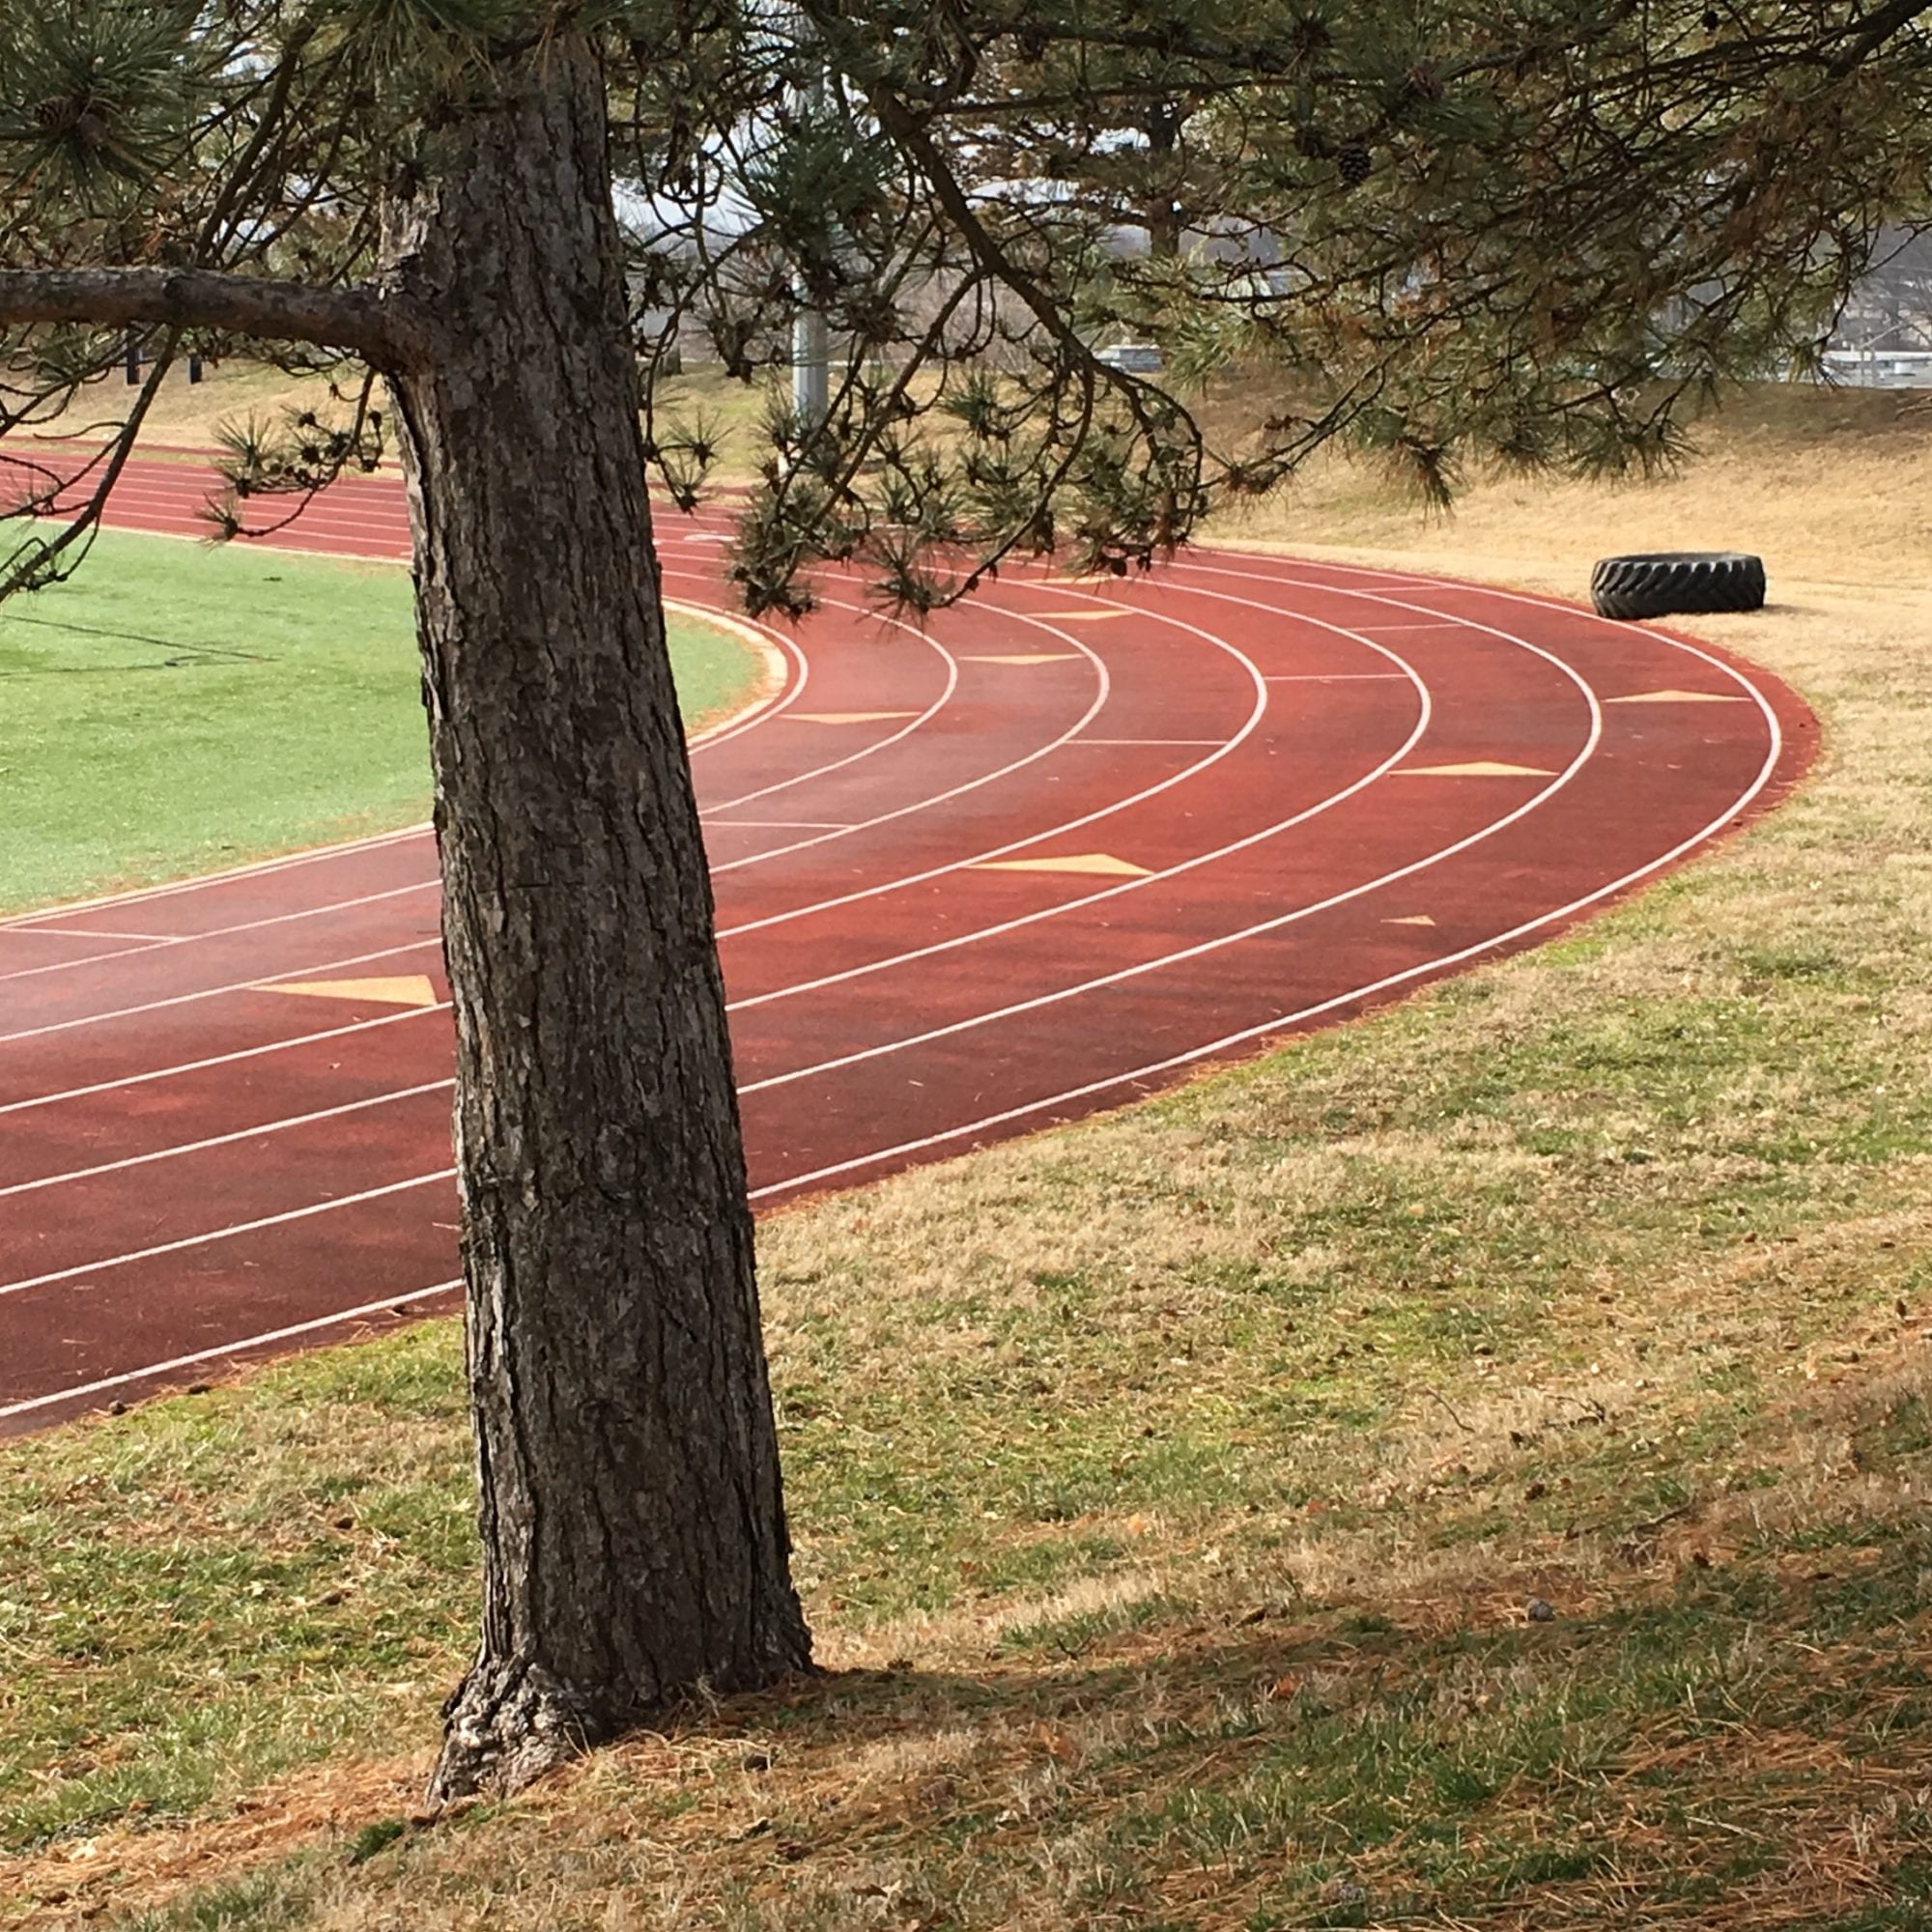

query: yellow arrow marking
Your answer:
[962,652,1082,665]
[971,852,1152,878]
[260,975,440,1007]
[1605,688,1749,704]
[1398,760,1556,778]
[1384,914,1437,926]
[786,710,920,724]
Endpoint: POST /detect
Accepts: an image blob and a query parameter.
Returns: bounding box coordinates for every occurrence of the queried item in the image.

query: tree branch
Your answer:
[0,269,428,368]
[1830,0,1932,72]
[3,330,182,600]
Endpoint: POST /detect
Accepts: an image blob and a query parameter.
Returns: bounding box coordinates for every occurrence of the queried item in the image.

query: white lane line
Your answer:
[698,613,958,816]
[701,549,1456,960]
[726,597,1430,1016]
[0,1079,453,1198]
[1076,738,1225,746]
[0,823,431,932]
[749,682,1781,1204]
[0,937,439,1047]
[4,926,181,942]
[709,604,1110,877]
[1172,553,1788,734]
[71,485,413,551]
[0,1281,461,1423]
[1188,555,1448,589]
[686,528,1241,841]
[715,582,1267,939]
[77,468,411,526]
[0,1167,455,1299]
[0,1002,446,1118]
[0,876,439,985]
[1264,672,1412,681]
[731,589,1601,1095]
[708,820,855,831]
[69,501,411,548]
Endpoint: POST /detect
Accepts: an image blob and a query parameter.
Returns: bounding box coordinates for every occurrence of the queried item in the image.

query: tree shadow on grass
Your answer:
[561,1525,1932,1930]
[27,1522,1932,1930]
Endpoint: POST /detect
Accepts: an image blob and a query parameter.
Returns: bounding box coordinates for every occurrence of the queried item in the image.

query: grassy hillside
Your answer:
[3,384,1929,1931]
[22,354,779,480]
[1220,382,1932,590]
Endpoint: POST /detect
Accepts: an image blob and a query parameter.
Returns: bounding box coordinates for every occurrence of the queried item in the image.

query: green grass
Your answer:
[0,527,761,914]
[0,1337,476,1855]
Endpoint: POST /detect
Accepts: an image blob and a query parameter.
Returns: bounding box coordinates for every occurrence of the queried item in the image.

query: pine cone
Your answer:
[1338,142,1373,185]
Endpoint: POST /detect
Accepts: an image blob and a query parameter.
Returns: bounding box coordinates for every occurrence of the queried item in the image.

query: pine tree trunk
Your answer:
[379,36,810,1802]
[1145,99,1182,261]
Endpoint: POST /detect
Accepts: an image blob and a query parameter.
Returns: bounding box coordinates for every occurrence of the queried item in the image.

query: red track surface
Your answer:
[0,456,1814,1433]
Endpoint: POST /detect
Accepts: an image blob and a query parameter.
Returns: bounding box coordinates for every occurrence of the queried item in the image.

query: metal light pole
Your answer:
[793,306,829,430]
[790,15,830,434]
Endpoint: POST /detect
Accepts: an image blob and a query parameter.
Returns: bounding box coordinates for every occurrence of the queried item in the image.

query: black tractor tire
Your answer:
[1590,552,1766,621]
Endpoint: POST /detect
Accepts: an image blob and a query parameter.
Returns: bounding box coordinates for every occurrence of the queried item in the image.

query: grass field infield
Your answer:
[3,393,1930,1930]
[0,526,764,916]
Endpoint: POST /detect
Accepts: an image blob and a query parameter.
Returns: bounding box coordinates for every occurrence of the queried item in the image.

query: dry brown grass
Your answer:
[19,358,348,451]
[1217,381,1932,593]
[23,355,780,477]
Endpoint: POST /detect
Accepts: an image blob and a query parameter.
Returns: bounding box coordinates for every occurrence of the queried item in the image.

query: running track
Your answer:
[0,456,1815,1433]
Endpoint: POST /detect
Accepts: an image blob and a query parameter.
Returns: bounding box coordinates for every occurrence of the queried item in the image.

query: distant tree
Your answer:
[3,0,1926,1799]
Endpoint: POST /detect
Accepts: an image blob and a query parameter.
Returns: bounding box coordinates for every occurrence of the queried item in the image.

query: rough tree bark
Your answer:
[378,39,811,1800]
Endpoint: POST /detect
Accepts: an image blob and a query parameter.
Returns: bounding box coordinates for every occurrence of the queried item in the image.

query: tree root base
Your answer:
[428,1660,605,1804]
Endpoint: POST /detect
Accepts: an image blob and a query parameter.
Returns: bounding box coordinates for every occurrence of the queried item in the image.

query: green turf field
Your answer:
[0,527,762,914]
